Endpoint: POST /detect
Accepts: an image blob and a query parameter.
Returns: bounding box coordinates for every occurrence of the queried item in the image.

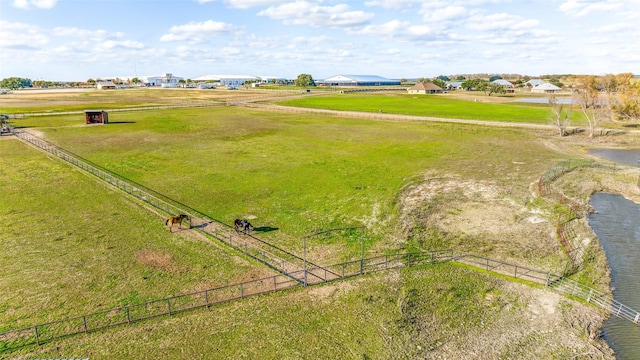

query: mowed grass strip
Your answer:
[0,138,275,330]
[13,106,568,264]
[278,92,586,125]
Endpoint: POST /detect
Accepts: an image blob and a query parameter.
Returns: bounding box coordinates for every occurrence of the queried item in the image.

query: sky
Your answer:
[0,0,638,82]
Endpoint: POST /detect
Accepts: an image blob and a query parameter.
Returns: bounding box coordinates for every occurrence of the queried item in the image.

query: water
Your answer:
[588,149,640,167]
[587,193,640,359]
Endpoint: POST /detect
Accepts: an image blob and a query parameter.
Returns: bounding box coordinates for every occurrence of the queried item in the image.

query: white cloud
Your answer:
[160,20,238,44]
[258,2,375,28]
[224,0,287,8]
[559,0,624,17]
[95,40,145,51]
[0,20,48,49]
[13,0,57,9]
[423,5,468,22]
[52,27,124,42]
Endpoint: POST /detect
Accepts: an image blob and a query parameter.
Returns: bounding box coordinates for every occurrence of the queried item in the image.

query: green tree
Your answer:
[87,78,96,85]
[295,74,315,87]
[488,83,506,96]
[489,75,502,82]
[436,75,450,81]
[0,77,32,89]
[431,78,447,89]
[461,78,488,91]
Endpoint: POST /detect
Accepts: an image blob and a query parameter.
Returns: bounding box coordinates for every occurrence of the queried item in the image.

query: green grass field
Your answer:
[0,138,275,332]
[0,89,614,358]
[7,105,568,260]
[278,92,586,125]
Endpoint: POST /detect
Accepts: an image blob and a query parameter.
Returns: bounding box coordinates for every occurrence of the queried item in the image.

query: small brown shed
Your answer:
[85,110,108,124]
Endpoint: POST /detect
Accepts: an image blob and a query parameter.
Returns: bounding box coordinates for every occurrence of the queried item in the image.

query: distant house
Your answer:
[531,83,562,93]
[445,81,463,90]
[318,75,401,87]
[407,82,443,94]
[524,79,546,89]
[96,81,116,90]
[193,74,259,86]
[491,79,515,93]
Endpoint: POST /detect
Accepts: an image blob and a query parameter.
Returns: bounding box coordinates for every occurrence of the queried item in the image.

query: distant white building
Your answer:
[258,76,289,84]
[193,75,259,86]
[96,81,116,90]
[139,73,183,87]
[318,75,401,87]
[524,79,546,89]
[531,82,562,93]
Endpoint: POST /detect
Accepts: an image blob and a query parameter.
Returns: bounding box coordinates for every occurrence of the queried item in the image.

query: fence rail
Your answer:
[2,250,638,353]
[11,129,330,284]
[0,250,446,352]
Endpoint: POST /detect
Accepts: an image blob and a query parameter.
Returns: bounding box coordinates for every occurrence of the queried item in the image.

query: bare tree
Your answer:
[574,75,605,138]
[549,96,572,136]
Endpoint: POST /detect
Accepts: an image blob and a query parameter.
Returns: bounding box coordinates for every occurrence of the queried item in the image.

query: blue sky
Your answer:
[0,0,638,81]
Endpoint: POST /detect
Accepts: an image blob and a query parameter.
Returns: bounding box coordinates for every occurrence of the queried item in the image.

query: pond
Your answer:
[587,193,640,359]
[588,148,640,167]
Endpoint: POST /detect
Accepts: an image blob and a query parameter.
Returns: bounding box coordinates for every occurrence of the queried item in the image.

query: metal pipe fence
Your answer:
[2,250,638,353]
[0,251,444,352]
[11,129,321,284]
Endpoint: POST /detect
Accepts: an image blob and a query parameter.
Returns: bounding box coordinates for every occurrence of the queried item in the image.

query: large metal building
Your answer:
[318,75,401,87]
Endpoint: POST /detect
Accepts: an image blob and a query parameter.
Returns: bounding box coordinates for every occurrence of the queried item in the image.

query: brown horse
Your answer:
[166,214,189,232]
[234,219,253,235]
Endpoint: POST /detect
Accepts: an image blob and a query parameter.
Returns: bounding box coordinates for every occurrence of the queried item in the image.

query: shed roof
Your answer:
[525,79,546,86]
[491,79,514,86]
[533,83,561,90]
[408,82,443,91]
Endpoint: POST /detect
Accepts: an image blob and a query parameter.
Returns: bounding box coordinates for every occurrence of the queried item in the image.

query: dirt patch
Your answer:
[398,176,560,268]
[135,249,185,273]
[432,279,613,359]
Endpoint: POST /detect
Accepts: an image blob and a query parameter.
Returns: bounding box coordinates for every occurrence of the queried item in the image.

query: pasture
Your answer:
[278,92,587,125]
[1,88,620,358]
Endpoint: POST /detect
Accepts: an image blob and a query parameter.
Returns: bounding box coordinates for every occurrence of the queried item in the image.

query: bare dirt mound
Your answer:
[398,176,562,269]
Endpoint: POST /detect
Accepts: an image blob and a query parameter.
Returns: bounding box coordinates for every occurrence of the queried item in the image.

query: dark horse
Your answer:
[234,219,253,235]
[166,214,189,232]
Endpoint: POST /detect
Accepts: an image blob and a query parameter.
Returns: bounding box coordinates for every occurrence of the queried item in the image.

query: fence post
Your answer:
[587,289,593,303]
[240,284,244,299]
[126,306,130,323]
[273,276,277,291]
[514,265,518,278]
[205,290,210,308]
[167,299,172,316]
[34,325,40,346]
[545,272,551,287]
[83,316,88,334]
